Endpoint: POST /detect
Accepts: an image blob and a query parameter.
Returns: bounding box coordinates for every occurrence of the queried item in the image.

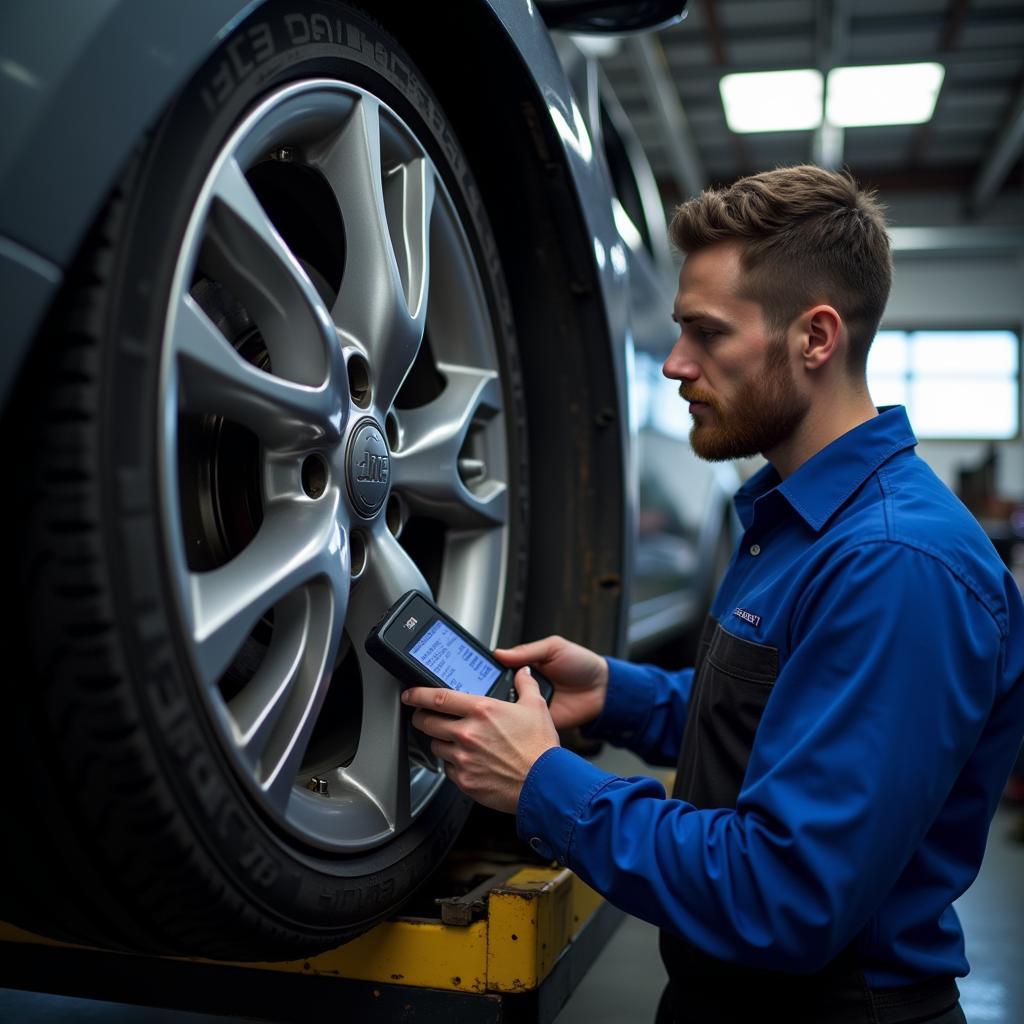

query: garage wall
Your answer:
[880,250,1024,500]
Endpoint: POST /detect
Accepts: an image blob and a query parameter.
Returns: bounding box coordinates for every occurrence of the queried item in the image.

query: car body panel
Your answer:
[537,0,687,34]
[0,239,61,405]
[0,0,262,406]
[0,1,263,263]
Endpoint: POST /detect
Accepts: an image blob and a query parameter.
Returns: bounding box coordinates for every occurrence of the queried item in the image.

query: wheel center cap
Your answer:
[346,419,391,517]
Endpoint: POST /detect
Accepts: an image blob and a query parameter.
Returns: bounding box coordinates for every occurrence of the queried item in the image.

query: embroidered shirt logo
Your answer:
[733,607,762,628]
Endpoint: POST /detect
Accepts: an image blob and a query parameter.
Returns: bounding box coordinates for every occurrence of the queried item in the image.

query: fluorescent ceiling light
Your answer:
[826,63,944,127]
[719,70,823,133]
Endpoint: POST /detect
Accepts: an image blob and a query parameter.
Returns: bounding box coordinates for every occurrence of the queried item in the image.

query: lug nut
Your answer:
[301,454,328,499]
[458,457,486,484]
[348,354,371,408]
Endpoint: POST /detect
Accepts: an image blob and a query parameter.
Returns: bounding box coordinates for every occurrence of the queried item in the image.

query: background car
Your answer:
[0,0,689,960]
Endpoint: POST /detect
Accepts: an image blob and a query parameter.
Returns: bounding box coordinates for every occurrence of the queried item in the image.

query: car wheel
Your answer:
[2,0,529,960]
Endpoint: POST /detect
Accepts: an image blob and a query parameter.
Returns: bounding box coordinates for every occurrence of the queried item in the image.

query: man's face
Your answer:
[663,241,810,462]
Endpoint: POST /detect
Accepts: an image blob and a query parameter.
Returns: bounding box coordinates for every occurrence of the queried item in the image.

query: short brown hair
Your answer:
[670,165,892,374]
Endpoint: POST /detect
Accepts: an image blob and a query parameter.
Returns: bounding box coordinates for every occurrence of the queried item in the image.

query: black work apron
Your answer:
[657,617,962,1024]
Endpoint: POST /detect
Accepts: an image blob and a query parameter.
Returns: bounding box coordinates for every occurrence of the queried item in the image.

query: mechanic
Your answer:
[401,165,1024,1023]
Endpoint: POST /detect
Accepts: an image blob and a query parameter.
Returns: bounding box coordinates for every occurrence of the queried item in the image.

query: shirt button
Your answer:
[749,543,761,556]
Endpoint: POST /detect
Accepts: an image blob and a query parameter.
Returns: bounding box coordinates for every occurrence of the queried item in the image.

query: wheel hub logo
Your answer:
[346,420,390,517]
[356,451,389,484]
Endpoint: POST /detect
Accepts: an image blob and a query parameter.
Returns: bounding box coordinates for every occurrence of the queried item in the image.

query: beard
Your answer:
[681,336,810,462]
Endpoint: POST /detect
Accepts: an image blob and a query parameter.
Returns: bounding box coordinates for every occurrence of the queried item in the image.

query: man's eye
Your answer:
[698,328,719,341]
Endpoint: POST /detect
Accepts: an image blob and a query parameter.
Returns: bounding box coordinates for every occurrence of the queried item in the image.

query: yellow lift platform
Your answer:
[0,855,622,1023]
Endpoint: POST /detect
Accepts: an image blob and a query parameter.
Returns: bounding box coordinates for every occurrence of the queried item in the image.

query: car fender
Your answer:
[0,0,264,406]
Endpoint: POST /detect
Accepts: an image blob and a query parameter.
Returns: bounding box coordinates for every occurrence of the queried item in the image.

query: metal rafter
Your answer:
[698,0,727,65]
[910,0,971,166]
[659,47,1024,79]
[698,0,750,177]
[969,73,1024,215]
[939,0,972,50]
[890,225,1024,254]
[628,32,707,198]
[813,0,851,171]
[662,7,1023,48]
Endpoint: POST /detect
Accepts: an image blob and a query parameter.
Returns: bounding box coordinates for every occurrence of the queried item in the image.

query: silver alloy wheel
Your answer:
[159,80,510,852]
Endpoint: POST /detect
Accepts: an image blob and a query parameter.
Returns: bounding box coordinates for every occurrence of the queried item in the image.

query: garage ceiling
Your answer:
[598,0,1024,215]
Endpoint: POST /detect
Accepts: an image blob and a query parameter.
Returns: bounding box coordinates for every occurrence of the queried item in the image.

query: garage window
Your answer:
[867,329,1021,440]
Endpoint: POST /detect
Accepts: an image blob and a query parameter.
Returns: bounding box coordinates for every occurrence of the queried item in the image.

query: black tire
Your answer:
[0,0,530,960]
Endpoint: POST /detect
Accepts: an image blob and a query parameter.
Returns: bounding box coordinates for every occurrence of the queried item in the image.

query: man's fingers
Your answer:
[402,685,479,717]
[431,738,458,765]
[514,666,542,700]
[494,636,561,668]
[411,707,462,740]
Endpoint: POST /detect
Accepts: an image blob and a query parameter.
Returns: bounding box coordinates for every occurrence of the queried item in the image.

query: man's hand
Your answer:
[402,670,559,814]
[494,636,609,732]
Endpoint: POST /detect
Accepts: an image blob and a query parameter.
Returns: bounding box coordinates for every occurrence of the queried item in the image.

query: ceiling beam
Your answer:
[939,0,972,50]
[698,0,751,175]
[969,76,1024,214]
[859,167,977,190]
[813,0,851,170]
[627,33,707,198]
[660,7,1023,46]
[697,0,727,66]
[661,46,1024,78]
[689,166,984,192]
[889,226,1024,254]
[813,122,846,170]
[910,0,971,166]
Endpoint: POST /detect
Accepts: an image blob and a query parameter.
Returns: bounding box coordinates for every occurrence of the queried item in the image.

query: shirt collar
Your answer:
[734,406,918,533]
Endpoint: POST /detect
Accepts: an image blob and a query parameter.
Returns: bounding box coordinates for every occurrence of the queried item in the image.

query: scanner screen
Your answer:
[408,619,501,695]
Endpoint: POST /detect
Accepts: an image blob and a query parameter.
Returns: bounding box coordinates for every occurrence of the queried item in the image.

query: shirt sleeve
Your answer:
[517,542,1003,972]
[581,657,694,767]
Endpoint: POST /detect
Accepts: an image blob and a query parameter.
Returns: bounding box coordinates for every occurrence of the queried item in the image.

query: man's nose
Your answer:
[662,339,700,382]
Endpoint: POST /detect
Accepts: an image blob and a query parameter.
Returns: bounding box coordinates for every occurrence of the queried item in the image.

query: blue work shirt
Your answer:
[517,406,1024,987]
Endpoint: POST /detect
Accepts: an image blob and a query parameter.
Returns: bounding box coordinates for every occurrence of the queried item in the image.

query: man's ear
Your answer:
[798,305,844,370]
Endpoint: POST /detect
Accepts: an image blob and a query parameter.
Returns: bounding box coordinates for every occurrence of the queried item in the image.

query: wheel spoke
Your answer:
[382,156,433,324]
[229,583,345,815]
[203,156,339,387]
[314,97,435,411]
[186,498,348,688]
[339,528,432,832]
[346,526,432,640]
[391,364,508,528]
[341,654,411,833]
[172,293,343,449]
